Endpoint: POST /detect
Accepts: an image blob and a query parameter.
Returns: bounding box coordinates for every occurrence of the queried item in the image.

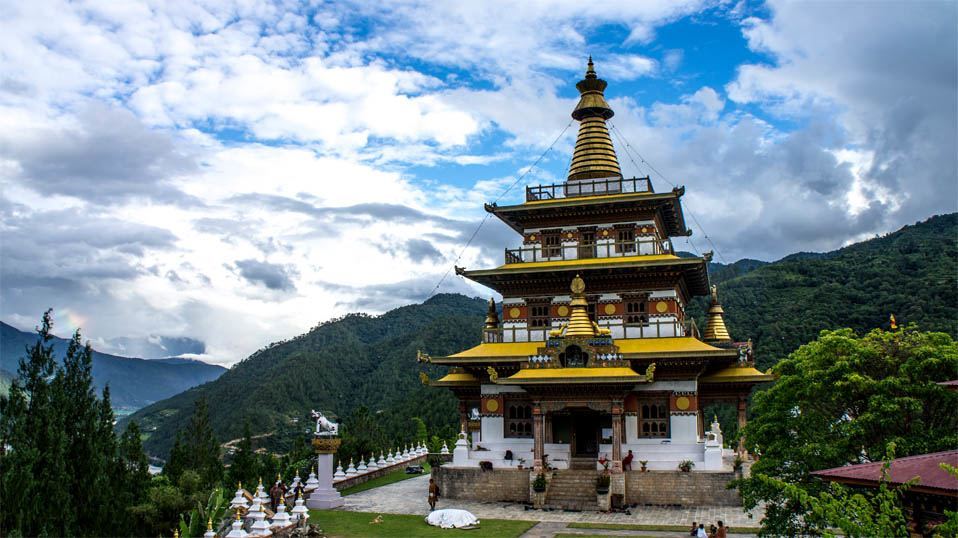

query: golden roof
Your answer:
[703,285,731,342]
[496,366,645,385]
[430,369,480,386]
[434,336,734,364]
[568,57,621,181]
[699,364,775,384]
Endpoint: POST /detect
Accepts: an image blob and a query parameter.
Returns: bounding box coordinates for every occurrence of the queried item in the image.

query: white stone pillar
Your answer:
[452,432,471,466]
[306,438,344,509]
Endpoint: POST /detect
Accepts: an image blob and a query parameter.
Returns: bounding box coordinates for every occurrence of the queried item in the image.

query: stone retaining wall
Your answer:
[625,471,741,506]
[433,467,530,503]
[332,455,427,491]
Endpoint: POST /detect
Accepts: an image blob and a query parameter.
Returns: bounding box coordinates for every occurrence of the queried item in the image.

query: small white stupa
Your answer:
[245,497,262,523]
[269,497,291,529]
[357,456,368,473]
[440,441,450,455]
[249,502,272,537]
[386,450,396,465]
[226,511,248,538]
[333,462,346,480]
[230,482,249,510]
[377,452,387,467]
[366,454,379,471]
[345,459,357,476]
[304,467,319,491]
[290,492,309,522]
[204,517,216,538]
[402,445,410,460]
[254,478,269,504]
[290,472,301,491]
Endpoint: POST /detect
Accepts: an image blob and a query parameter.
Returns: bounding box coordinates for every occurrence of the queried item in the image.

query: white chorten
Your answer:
[304,467,319,491]
[333,462,346,479]
[269,498,291,529]
[226,512,248,538]
[366,455,379,471]
[290,492,309,522]
[345,459,357,476]
[230,483,249,510]
[440,441,449,455]
[357,456,368,473]
[377,452,387,467]
[386,451,395,465]
[249,503,272,537]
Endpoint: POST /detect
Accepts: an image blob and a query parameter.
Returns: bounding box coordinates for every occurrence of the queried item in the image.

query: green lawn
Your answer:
[339,463,431,496]
[309,510,536,537]
[555,534,658,538]
[568,522,761,534]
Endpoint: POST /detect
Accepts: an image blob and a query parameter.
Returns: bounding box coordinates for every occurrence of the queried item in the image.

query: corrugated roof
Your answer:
[813,450,958,496]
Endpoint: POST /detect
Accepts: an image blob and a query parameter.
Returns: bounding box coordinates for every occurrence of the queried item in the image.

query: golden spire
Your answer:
[703,285,731,342]
[566,275,597,337]
[568,57,622,182]
[207,517,213,532]
[484,297,499,329]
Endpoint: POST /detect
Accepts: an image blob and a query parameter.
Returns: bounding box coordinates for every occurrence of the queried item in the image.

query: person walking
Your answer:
[428,478,440,511]
[715,520,728,538]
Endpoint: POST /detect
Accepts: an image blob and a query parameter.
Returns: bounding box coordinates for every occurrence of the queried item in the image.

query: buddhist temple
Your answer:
[422,59,774,509]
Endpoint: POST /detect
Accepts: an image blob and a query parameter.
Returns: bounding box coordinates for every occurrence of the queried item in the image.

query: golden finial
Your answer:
[277,473,281,482]
[484,297,499,329]
[174,530,179,538]
[571,274,586,295]
[258,477,262,486]
[238,481,242,489]
[586,55,595,78]
[419,371,430,385]
[207,517,213,532]
[713,414,718,423]
[890,314,898,329]
[236,509,242,521]
[711,284,718,303]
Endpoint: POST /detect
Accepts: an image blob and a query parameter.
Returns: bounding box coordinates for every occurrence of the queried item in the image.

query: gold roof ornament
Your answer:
[568,56,622,182]
[703,285,731,342]
[207,518,213,532]
[563,274,610,337]
[484,297,499,329]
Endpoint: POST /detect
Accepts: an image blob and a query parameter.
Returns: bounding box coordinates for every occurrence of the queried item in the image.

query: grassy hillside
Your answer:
[1,322,226,410]
[689,213,957,369]
[129,213,957,459]
[124,294,487,457]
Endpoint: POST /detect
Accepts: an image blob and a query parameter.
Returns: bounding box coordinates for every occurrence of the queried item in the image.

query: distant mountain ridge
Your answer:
[0,321,226,410]
[126,213,957,458]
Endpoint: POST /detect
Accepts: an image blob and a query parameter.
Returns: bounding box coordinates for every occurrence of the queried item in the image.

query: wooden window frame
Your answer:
[615,227,636,254]
[505,402,533,438]
[529,303,550,328]
[639,399,669,438]
[541,231,562,258]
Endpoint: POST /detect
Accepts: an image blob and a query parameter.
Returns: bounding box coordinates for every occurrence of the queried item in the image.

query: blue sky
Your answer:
[0,0,955,365]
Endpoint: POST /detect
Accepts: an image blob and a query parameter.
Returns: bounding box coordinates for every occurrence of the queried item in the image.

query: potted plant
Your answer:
[639,460,648,472]
[532,473,547,492]
[678,460,694,472]
[595,474,611,494]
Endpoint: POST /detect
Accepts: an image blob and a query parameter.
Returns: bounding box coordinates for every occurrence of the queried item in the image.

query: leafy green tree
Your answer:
[737,326,958,535]
[165,398,223,489]
[226,421,258,489]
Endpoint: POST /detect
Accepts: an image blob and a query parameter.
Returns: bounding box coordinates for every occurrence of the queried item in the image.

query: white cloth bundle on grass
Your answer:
[424,509,480,529]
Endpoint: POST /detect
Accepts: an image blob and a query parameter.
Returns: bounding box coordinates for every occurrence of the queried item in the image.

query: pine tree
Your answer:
[117,421,151,534]
[227,421,257,489]
[165,398,223,490]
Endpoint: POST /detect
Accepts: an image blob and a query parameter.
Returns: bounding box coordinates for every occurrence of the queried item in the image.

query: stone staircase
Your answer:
[545,470,598,510]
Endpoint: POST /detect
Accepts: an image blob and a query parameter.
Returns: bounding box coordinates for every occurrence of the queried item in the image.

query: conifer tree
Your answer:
[165,398,223,489]
[227,420,257,489]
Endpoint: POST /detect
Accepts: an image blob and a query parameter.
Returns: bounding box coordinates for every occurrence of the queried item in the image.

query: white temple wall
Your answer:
[480,384,526,395]
[480,416,504,443]
[631,380,696,393]
[670,415,698,443]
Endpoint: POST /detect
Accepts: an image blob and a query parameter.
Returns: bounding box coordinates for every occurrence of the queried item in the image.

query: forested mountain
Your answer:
[688,213,957,369]
[125,294,488,457]
[128,213,957,458]
[0,321,226,410]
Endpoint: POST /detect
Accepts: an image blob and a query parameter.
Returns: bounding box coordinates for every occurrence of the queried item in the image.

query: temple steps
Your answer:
[545,470,599,510]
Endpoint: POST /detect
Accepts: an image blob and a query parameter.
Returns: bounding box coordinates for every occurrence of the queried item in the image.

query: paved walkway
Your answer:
[339,474,762,535]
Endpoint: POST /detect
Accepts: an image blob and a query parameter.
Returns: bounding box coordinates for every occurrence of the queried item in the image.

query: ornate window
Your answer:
[639,400,669,438]
[505,403,533,438]
[578,230,596,259]
[625,299,648,324]
[541,231,562,258]
[560,345,587,367]
[529,303,550,327]
[615,228,636,253]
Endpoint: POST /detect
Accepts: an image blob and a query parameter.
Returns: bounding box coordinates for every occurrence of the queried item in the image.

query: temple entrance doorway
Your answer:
[571,409,600,458]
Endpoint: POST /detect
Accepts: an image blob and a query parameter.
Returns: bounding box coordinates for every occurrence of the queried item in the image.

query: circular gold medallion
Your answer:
[641,227,648,233]
[603,303,616,315]
[655,301,669,313]
[485,399,499,412]
[566,232,573,239]
[557,305,569,317]
[509,307,521,319]
[529,235,536,241]
[602,230,609,237]
[675,396,690,411]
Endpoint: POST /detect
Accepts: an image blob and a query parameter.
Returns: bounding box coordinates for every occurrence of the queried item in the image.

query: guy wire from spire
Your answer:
[427,119,576,299]
[609,122,728,264]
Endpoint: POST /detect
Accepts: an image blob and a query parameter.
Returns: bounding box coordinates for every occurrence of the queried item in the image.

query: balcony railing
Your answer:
[526,176,653,202]
[504,237,673,264]
[483,318,700,344]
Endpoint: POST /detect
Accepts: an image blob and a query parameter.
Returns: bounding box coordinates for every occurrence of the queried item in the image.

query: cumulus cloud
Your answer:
[233,259,298,291]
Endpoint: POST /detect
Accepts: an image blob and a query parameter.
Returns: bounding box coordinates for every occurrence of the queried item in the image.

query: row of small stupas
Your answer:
[213,443,431,537]
[420,58,774,477]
